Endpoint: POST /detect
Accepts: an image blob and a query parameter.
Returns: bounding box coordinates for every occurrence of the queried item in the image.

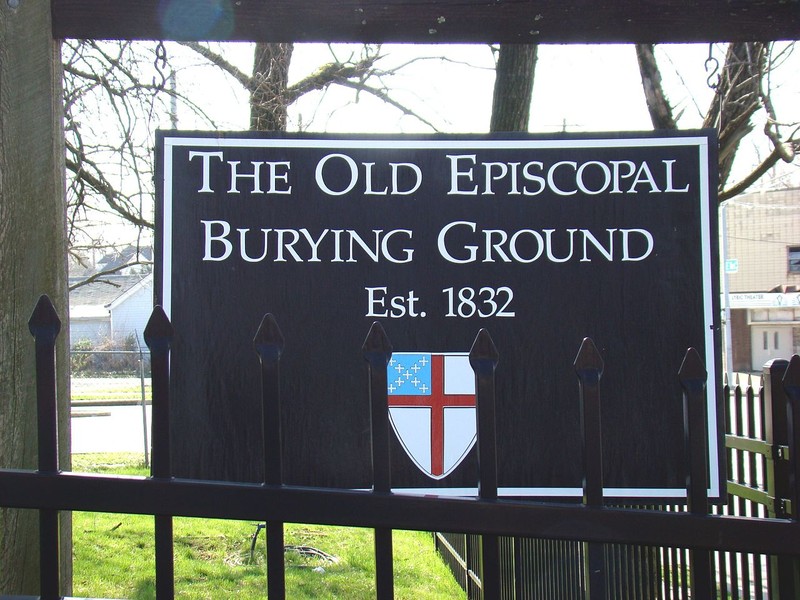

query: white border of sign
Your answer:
[160,134,718,499]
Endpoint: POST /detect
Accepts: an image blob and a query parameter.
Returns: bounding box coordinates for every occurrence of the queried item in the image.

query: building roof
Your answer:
[69,274,152,316]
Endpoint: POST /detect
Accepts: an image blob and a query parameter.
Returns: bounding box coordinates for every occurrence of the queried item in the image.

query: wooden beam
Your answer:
[51,0,800,43]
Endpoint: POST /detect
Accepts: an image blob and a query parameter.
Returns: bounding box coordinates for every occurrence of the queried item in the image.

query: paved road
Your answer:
[71,404,151,454]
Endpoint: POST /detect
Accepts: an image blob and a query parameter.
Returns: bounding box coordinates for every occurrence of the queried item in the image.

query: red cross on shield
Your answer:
[387,353,476,480]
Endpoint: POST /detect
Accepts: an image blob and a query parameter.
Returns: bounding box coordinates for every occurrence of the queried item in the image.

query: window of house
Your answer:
[790,246,800,273]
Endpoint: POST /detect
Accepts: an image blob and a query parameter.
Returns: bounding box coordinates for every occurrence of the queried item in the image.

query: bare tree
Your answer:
[64,41,445,283]
[485,41,798,194]
[180,42,442,133]
[636,42,798,200]
[62,40,222,282]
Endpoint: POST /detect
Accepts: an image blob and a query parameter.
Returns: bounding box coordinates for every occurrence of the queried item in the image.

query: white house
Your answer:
[69,274,154,346]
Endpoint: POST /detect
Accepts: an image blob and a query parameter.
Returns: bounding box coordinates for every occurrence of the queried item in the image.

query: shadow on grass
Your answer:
[133,578,155,599]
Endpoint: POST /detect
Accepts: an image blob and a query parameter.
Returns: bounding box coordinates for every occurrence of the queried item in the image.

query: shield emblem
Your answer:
[387,353,476,480]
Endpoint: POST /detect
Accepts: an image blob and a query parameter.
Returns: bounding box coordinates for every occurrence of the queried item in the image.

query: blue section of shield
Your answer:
[387,353,432,396]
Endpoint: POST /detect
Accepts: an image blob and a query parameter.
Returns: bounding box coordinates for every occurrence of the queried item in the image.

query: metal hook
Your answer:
[705,43,720,90]
[153,41,168,92]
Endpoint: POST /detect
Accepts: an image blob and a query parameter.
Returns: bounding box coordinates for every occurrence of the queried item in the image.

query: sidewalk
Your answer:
[70,377,151,454]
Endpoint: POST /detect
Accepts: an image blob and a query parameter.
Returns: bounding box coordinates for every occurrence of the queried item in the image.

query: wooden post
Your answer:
[0,0,71,595]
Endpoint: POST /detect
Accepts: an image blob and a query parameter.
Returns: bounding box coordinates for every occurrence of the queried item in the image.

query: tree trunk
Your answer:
[250,42,294,132]
[635,44,678,130]
[489,45,538,132]
[0,1,71,594]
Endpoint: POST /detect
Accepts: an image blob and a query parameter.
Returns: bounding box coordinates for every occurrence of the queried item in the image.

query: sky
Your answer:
[177,43,676,133]
[80,41,797,248]
[171,42,798,185]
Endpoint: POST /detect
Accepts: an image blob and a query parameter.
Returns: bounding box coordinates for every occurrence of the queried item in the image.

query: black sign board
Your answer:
[156,131,722,501]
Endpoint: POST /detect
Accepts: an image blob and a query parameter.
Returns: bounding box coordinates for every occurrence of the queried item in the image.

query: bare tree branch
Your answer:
[285,56,379,105]
[178,41,253,91]
[704,43,765,187]
[719,138,798,201]
[69,261,153,291]
[637,42,798,198]
[65,145,153,229]
[336,79,440,131]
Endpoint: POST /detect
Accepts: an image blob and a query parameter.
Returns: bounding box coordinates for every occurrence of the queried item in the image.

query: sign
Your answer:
[156,131,722,500]
[728,292,800,309]
[725,258,739,273]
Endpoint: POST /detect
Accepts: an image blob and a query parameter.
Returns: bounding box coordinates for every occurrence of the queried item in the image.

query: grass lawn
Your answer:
[71,453,466,599]
[70,378,150,403]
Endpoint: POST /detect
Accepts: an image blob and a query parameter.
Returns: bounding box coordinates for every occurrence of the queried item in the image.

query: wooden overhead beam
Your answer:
[51,0,800,43]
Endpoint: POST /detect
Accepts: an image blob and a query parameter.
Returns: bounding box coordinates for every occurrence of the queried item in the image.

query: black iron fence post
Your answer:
[144,306,175,600]
[254,314,286,599]
[679,347,713,600]
[363,322,394,600]
[28,295,61,600]
[469,329,500,600]
[575,337,606,600]
[763,358,797,598]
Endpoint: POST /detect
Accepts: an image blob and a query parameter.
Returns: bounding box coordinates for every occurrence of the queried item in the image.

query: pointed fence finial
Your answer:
[253,314,285,365]
[143,306,174,354]
[679,347,707,394]
[469,328,499,375]
[784,354,800,396]
[573,337,604,385]
[362,322,393,368]
[28,295,61,344]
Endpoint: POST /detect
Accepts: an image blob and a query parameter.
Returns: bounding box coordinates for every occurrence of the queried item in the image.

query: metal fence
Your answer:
[435,363,800,599]
[2,294,800,599]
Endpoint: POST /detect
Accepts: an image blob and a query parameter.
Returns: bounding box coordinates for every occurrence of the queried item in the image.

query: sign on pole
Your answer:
[156,131,722,500]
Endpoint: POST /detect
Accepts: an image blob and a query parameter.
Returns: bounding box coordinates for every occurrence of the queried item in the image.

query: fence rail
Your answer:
[2,295,800,599]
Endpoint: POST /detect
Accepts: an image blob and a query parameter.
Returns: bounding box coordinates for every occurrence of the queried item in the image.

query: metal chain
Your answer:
[153,41,168,91]
[705,43,720,91]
